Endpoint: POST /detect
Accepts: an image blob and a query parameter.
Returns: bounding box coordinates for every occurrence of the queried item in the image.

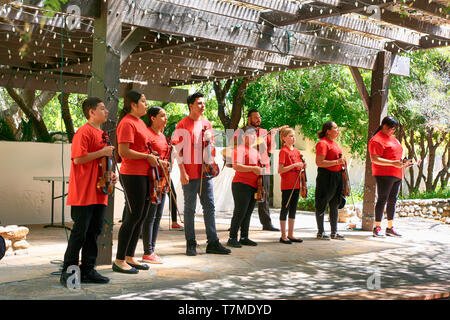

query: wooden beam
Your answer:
[120,27,149,64]
[318,15,421,46]
[121,1,380,70]
[359,7,450,40]
[349,66,369,112]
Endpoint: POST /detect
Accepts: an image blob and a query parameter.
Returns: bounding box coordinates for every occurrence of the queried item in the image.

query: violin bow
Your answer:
[285,168,303,209]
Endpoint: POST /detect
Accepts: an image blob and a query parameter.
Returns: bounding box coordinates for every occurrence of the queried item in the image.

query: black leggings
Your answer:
[280,189,299,221]
[374,175,401,222]
[315,168,343,234]
[142,193,166,255]
[169,179,178,222]
[116,174,151,260]
[229,182,257,240]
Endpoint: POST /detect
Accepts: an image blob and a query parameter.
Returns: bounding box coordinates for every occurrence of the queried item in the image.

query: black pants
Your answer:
[116,175,151,260]
[280,189,299,221]
[229,182,257,240]
[169,179,178,222]
[315,168,343,234]
[63,204,106,273]
[258,175,273,227]
[142,193,166,255]
[374,175,401,222]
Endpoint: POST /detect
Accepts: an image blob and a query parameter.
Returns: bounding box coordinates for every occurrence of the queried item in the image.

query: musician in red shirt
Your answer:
[61,97,117,287]
[278,128,306,244]
[227,126,262,248]
[141,107,170,264]
[172,92,230,256]
[315,121,347,240]
[112,90,159,274]
[369,116,411,238]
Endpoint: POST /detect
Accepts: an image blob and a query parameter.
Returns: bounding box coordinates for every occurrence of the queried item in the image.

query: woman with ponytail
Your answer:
[369,116,411,238]
[140,107,170,264]
[112,90,158,274]
[314,121,347,240]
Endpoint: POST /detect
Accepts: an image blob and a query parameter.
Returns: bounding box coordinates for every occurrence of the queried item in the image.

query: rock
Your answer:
[438,208,443,214]
[12,239,30,250]
[0,226,29,240]
[445,218,450,224]
[4,239,12,251]
[408,212,414,217]
[429,206,437,213]
[399,211,408,217]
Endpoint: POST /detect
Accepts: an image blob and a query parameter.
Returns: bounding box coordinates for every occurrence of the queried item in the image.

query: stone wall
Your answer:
[337,199,450,225]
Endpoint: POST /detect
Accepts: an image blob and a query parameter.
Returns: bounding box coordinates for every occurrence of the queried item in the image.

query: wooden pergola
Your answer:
[0,0,448,264]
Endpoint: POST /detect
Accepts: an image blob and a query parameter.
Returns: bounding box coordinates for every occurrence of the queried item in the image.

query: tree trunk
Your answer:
[59,93,75,142]
[5,88,54,142]
[213,79,233,129]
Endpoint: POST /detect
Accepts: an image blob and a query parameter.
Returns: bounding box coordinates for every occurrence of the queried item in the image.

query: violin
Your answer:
[201,126,220,179]
[300,155,307,199]
[254,159,266,203]
[97,132,114,195]
[340,154,351,197]
[147,142,162,205]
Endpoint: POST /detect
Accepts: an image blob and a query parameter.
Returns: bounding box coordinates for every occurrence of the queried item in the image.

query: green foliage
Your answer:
[296,186,316,212]
[401,186,450,200]
[43,93,87,133]
[243,65,368,158]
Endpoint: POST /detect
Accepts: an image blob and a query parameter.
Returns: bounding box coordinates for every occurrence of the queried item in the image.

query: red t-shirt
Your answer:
[172,116,213,180]
[279,146,304,190]
[315,137,343,172]
[117,113,151,176]
[233,126,271,173]
[148,126,169,175]
[369,131,403,179]
[67,123,108,206]
[232,144,261,188]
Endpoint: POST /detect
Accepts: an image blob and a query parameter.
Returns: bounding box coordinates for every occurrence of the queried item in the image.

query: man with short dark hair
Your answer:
[244,109,279,231]
[172,92,231,256]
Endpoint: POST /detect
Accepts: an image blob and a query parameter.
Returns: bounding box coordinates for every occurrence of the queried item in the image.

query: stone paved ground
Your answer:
[0,210,449,300]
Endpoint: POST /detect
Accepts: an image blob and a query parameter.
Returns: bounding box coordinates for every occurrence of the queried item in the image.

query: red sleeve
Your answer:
[278,148,287,166]
[117,120,135,144]
[266,133,272,154]
[316,141,328,156]
[233,146,243,165]
[369,139,384,156]
[71,129,89,160]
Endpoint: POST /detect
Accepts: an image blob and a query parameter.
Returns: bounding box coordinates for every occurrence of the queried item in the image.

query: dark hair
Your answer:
[118,90,143,123]
[82,97,103,120]
[373,116,399,136]
[146,106,163,127]
[247,109,259,118]
[317,121,335,139]
[187,92,204,109]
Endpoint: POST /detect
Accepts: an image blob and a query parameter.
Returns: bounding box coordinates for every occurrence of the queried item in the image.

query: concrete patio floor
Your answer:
[0,210,449,300]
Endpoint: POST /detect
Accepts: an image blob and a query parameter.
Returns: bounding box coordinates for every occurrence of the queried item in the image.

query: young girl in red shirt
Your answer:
[112,90,159,274]
[278,128,306,244]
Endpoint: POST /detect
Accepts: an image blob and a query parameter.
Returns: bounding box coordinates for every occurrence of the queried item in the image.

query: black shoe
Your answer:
[316,232,330,240]
[206,240,231,254]
[186,239,197,256]
[287,236,303,243]
[330,233,345,240]
[373,226,385,238]
[263,225,280,231]
[126,262,149,270]
[239,238,257,246]
[279,237,292,244]
[386,227,402,237]
[112,262,139,274]
[60,271,71,288]
[81,269,110,284]
[227,238,242,248]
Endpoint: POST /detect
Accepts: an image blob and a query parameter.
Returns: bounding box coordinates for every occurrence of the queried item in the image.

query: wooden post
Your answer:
[361,51,392,231]
[88,0,123,265]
